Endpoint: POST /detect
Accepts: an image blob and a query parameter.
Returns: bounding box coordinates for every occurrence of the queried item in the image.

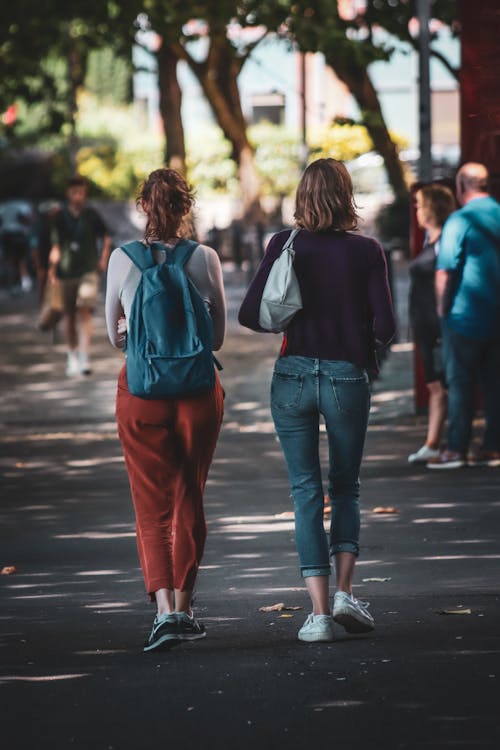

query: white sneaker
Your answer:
[298,614,334,642]
[408,445,440,464]
[78,351,92,375]
[333,591,375,633]
[21,275,33,293]
[66,351,80,378]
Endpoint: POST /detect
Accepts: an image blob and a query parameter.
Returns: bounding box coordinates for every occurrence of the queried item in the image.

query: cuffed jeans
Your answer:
[442,319,500,453]
[270,356,371,578]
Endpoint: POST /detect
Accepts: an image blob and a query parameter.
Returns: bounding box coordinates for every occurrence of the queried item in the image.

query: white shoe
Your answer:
[21,275,33,292]
[78,351,92,375]
[298,613,334,642]
[66,351,80,378]
[408,445,440,464]
[333,591,375,633]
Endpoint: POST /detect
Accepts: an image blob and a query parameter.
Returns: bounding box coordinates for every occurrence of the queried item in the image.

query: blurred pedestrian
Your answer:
[105,168,226,651]
[32,202,61,306]
[428,163,500,469]
[230,218,244,269]
[239,158,395,642]
[205,225,221,257]
[49,176,112,376]
[0,198,35,293]
[408,184,456,463]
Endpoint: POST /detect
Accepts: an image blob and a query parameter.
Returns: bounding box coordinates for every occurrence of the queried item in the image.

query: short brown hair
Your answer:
[416,184,456,228]
[294,158,358,232]
[67,175,88,189]
[138,168,194,243]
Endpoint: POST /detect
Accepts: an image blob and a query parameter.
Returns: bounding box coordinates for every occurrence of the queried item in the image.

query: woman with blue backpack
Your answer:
[105,168,226,652]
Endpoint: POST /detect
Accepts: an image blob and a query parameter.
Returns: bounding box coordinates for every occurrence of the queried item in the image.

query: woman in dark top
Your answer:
[239,159,395,643]
[408,184,456,464]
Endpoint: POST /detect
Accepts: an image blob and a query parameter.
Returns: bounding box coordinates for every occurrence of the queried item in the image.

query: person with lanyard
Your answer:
[49,175,112,376]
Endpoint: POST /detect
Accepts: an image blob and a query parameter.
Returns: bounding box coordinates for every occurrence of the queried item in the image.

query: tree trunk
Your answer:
[157,42,186,173]
[326,53,409,201]
[66,35,84,171]
[182,34,263,220]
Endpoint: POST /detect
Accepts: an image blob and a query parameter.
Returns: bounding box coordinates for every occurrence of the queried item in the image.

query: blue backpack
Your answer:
[120,239,216,399]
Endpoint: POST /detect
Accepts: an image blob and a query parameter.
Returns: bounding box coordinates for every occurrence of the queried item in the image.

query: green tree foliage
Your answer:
[141,1,272,216]
[1,0,459,208]
[0,1,137,142]
[75,92,162,198]
[360,0,459,80]
[74,96,378,201]
[85,48,132,104]
[244,1,458,200]
[242,1,406,198]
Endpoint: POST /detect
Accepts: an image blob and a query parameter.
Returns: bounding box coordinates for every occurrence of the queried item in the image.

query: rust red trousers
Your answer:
[116,364,224,599]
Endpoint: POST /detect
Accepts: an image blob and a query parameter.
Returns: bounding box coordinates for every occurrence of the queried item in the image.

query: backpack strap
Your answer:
[120,240,155,270]
[150,239,199,268]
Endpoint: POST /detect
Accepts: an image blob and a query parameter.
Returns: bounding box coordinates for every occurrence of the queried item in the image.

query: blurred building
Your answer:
[459,0,500,198]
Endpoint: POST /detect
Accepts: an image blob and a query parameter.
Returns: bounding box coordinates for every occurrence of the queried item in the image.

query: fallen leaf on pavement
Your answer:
[372,506,398,514]
[259,603,303,612]
[1,566,16,575]
[362,577,391,582]
[278,614,294,618]
[436,608,472,615]
[274,511,295,519]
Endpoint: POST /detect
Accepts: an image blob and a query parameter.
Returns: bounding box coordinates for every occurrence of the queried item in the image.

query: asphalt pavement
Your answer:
[1,263,499,750]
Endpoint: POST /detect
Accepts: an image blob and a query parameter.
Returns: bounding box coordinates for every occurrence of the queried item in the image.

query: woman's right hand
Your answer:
[116,316,127,347]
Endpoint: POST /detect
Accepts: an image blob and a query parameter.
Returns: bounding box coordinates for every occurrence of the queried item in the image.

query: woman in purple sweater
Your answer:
[239,159,395,643]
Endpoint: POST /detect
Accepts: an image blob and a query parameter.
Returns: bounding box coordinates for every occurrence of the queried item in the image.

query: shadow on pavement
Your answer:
[1,279,499,749]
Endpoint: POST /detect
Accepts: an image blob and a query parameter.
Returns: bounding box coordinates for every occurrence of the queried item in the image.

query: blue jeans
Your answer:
[442,320,500,453]
[270,356,371,578]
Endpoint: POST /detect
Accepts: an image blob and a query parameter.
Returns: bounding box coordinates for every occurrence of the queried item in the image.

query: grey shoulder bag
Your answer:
[259,228,303,333]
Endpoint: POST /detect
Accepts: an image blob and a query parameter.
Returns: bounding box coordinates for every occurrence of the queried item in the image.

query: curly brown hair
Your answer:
[294,158,358,232]
[138,168,195,243]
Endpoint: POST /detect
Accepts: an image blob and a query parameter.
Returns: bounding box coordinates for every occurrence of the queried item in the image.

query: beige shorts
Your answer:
[60,272,99,313]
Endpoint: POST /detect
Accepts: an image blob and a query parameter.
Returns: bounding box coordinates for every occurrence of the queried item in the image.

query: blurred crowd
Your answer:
[408,162,500,469]
[1,161,499,470]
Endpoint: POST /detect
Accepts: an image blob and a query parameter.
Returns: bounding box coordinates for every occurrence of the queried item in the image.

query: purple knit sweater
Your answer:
[238,228,396,371]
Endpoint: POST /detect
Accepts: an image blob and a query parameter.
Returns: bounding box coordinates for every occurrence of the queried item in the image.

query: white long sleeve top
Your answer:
[105,241,226,351]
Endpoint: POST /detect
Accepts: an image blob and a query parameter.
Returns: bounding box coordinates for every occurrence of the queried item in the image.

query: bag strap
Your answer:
[281,228,300,254]
[120,241,155,271]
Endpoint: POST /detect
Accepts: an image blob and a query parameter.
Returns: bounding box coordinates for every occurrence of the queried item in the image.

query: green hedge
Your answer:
[33,95,407,202]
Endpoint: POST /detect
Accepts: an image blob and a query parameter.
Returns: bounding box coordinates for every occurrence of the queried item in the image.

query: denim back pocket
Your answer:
[329,373,370,415]
[271,371,304,409]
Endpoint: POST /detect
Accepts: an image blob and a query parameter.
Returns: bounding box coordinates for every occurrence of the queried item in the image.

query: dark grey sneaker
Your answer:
[176,611,206,640]
[143,613,179,652]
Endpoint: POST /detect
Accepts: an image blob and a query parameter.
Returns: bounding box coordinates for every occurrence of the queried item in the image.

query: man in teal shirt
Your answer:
[428,163,500,468]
